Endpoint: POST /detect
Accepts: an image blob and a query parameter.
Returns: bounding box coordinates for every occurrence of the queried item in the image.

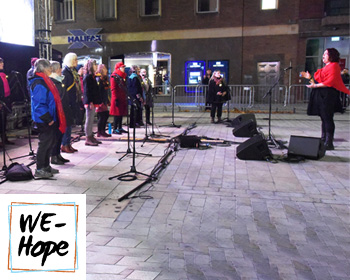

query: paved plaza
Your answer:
[1,110,350,280]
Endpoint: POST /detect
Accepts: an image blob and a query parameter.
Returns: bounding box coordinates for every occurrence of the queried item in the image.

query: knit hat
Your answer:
[115,62,126,70]
[31,57,39,66]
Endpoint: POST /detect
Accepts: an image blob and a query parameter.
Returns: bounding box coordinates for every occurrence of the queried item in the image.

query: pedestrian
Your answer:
[28,59,66,178]
[83,59,101,146]
[207,70,230,123]
[96,64,111,137]
[109,62,128,134]
[300,48,350,150]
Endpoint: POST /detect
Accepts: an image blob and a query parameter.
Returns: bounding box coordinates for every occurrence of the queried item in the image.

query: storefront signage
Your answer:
[67,28,103,49]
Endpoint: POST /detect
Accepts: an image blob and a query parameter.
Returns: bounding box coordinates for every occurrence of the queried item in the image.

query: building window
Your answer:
[96,0,117,20]
[196,0,219,13]
[324,0,349,16]
[140,0,161,17]
[261,0,278,10]
[54,0,74,22]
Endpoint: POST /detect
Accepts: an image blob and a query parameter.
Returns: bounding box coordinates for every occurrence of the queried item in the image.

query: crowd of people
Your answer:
[0,47,349,178]
[25,54,155,178]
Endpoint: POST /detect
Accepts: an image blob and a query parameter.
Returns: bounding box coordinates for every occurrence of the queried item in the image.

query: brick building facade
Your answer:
[51,0,349,86]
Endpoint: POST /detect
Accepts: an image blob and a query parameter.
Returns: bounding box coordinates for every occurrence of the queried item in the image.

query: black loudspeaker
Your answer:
[288,135,325,160]
[231,113,256,127]
[232,119,258,137]
[236,134,271,160]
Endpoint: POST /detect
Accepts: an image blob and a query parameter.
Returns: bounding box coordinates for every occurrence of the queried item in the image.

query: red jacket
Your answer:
[109,70,128,116]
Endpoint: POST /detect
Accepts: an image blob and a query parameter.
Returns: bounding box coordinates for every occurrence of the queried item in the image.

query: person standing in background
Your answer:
[109,62,128,134]
[96,64,111,137]
[140,68,153,125]
[83,59,101,146]
[62,53,79,153]
[127,65,144,128]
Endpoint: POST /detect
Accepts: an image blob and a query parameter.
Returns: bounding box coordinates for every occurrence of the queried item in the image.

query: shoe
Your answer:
[61,145,74,153]
[58,154,70,163]
[44,166,59,174]
[96,132,104,137]
[325,133,335,151]
[113,129,122,135]
[35,169,53,178]
[211,118,215,123]
[139,121,145,126]
[85,136,98,146]
[216,118,222,123]
[51,155,65,165]
[69,144,78,152]
[92,136,102,144]
[101,131,111,137]
[146,121,152,125]
[119,128,128,133]
[130,124,141,129]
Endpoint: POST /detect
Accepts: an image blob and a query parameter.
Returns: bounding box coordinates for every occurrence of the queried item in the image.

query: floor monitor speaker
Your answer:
[232,119,258,137]
[288,135,325,160]
[236,134,271,160]
[230,113,256,127]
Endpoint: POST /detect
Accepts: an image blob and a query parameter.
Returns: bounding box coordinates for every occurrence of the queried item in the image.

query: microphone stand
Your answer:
[262,68,289,149]
[9,72,36,161]
[160,78,181,128]
[116,99,152,161]
[109,100,152,181]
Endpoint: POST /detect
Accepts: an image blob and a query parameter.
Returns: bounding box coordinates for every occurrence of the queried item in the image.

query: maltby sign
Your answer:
[67,28,103,49]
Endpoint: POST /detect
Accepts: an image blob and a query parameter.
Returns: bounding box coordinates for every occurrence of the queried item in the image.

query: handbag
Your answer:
[5,162,34,181]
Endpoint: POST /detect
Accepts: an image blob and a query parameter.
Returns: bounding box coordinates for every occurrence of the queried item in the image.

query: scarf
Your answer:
[36,72,67,134]
[0,72,11,97]
[113,69,127,79]
[212,76,223,86]
[314,62,350,95]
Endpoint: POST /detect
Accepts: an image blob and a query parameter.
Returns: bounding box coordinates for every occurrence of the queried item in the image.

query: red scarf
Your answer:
[213,76,223,85]
[36,72,67,134]
[0,72,11,97]
[314,62,350,95]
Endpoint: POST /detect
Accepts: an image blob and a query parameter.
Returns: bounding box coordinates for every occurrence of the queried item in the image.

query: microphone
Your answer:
[283,66,293,71]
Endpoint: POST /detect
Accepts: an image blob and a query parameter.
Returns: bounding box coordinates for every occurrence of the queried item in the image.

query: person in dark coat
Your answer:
[62,52,79,153]
[207,70,230,123]
[127,65,144,128]
[300,48,350,150]
[95,64,111,137]
[83,59,101,146]
[140,68,153,125]
[109,62,128,134]
[0,57,14,146]
[49,61,72,165]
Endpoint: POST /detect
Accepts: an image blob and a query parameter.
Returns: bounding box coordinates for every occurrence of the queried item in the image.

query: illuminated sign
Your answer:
[67,28,103,49]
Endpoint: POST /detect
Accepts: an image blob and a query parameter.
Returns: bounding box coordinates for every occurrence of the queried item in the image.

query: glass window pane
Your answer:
[261,0,278,10]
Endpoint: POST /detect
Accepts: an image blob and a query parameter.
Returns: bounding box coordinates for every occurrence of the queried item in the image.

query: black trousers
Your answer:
[97,111,109,132]
[320,110,335,136]
[113,115,123,130]
[210,103,223,118]
[130,105,142,127]
[144,105,151,123]
[36,122,56,170]
[51,128,63,157]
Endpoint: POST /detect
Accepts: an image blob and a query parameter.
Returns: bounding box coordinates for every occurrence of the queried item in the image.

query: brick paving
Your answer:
[1,111,349,279]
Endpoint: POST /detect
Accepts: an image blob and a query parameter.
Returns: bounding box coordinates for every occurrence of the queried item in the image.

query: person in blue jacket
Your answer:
[29,59,66,178]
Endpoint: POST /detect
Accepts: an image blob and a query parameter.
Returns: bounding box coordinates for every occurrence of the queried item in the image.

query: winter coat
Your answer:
[141,77,153,107]
[127,73,143,108]
[29,76,58,124]
[110,73,128,116]
[83,74,101,105]
[62,66,78,108]
[207,78,230,104]
[50,76,74,126]
[96,75,110,113]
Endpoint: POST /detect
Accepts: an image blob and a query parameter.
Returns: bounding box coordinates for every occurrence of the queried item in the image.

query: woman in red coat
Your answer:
[300,48,350,150]
[110,62,128,134]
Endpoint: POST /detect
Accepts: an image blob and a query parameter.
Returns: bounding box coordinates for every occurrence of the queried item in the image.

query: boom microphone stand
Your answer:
[263,67,291,149]
[109,100,152,181]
